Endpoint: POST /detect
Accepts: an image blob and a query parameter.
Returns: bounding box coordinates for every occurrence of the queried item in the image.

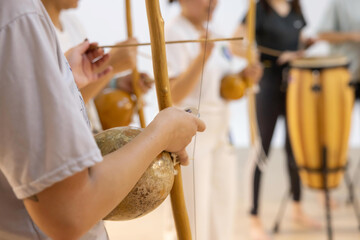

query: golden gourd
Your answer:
[94,89,135,130]
[220,74,247,100]
[95,127,175,220]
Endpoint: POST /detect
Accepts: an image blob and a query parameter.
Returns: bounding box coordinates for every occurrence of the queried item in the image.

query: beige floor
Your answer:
[105,148,360,240]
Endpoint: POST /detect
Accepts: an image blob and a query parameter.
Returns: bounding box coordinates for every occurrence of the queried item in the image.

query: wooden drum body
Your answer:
[286,57,354,189]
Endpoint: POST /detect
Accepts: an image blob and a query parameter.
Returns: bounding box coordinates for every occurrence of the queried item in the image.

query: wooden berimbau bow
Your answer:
[125,0,146,128]
[145,1,192,239]
[246,0,261,147]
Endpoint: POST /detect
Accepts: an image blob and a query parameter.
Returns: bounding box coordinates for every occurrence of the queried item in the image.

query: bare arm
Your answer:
[230,24,248,58]
[170,41,214,104]
[299,32,317,49]
[81,71,153,104]
[318,32,360,44]
[24,107,205,240]
[241,63,263,84]
[80,71,114,104]
[170,54,206,104]
[96,38,138,75]
[116,72,153,94]
[24,42,205,240]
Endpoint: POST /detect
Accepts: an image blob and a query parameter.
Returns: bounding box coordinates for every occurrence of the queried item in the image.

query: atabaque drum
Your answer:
[287,56,354,189]
[94,88,135,130]
[95,126,175,220]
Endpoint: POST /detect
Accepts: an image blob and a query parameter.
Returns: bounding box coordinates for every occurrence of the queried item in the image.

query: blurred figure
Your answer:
[317,0,360,97]
[42,0,152,133]
[316,0,360,210]
[232,0,319,239]
[164,0,262,240]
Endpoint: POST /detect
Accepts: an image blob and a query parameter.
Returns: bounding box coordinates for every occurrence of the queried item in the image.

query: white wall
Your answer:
[74,0,360,147]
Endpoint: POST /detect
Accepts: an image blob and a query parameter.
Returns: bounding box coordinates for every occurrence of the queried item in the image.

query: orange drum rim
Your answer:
[291,56,349,69]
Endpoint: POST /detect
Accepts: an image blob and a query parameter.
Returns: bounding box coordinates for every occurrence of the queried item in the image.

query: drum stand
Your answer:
[272,147,360,240]
[346,158,360,204]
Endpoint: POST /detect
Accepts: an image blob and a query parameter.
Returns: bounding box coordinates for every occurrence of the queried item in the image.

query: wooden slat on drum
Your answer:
[286,70,304,185]
[301,69,321,188]
[338,69,353,186]
[322,68,341,188]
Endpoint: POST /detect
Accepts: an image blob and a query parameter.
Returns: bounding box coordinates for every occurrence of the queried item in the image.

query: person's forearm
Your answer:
[230,24,248,58]
[230,43,247,58]
[318,32,358,44]
[96,54,134,75]
[170,54,205,104]
[92,121,168,208]
[80,121,169,228]
[80,72,114,103]
[24,121,168,240]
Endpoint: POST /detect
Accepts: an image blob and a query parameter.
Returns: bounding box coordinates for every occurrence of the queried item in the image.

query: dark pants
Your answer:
[354,81,360,99]
[250,66,301,216]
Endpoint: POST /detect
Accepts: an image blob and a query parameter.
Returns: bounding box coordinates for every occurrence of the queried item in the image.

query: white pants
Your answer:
[164,110,238,240]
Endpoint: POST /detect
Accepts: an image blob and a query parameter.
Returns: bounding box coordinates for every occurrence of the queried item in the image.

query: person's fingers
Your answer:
[124,78,134,92]
[176,149,189,166]
[75,40,91,55]
[298,50,305,58]
[144,75,154,85]
[277,54,286,65]
[145,81,153,89]
[137,79,146,91]
[87,46,105,62]
[92,53,110,69]
[116,76,133,92]
[139,73,148,80]
[204,41,214,51]
[127,37,138,44]
[135,74,151,93]
[86,42,99,54]
[88,48,104,61]
[192,116,206,132]
[94,66,113,80]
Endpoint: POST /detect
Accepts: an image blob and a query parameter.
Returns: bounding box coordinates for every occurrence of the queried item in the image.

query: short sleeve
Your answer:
[0,13,102,199]
[317,0,339,33]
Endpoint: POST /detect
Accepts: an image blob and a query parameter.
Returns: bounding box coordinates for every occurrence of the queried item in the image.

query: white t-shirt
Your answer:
[0,0,107,239]
[56,11,87,53]
[318,0,360,81]
[55,10,103,133]
[165,14,246,114]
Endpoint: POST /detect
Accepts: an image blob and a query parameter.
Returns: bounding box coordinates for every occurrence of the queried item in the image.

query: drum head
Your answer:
[291,56,349,69]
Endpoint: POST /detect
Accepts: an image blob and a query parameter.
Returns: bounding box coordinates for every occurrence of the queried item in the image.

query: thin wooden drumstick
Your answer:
[257,45,283,57]
[97,37,243,49]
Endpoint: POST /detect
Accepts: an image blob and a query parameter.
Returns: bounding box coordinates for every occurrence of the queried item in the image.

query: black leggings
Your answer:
[250,66,301,216]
